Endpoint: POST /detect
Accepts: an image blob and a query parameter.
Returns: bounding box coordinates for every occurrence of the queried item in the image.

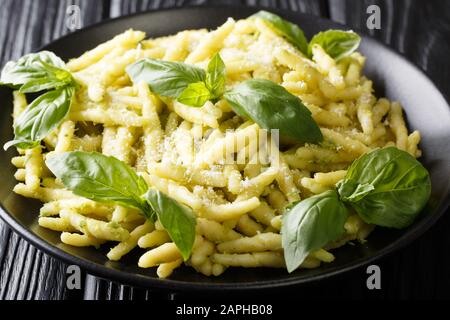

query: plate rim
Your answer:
[0,4,449,291]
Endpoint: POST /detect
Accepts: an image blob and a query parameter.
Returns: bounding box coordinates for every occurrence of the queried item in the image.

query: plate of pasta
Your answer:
[0,6,449,291]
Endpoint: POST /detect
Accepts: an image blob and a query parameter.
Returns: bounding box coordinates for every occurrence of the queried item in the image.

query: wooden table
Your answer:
[0,0,449,300]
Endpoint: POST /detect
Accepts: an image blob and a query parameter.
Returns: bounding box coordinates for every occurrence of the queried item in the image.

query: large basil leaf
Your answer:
[0,51,74,92]
[126,58,206,98]
[46,151,152,217]
[308,30,361,61]
[253,10,308,55]
[144,189,196,260]
[4,86,75,150]
[282,190,349,272]
[224,79,322,144]
[337,147,431,228]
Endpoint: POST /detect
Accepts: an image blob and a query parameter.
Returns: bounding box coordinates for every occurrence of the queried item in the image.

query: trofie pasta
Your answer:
[4,12,427,278]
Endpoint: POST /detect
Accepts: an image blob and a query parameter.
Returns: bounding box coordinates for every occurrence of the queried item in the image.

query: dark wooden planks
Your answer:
[0,0,105,300]
[108,0,328,17]
[0,0,104,64]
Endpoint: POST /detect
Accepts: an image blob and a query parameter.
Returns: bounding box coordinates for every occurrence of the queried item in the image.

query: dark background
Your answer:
[0,0,449,300]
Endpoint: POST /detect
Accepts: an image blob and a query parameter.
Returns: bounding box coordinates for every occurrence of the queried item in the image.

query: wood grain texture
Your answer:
[0,0,449,300]
[0,0,103,300]
[329,0,450,99]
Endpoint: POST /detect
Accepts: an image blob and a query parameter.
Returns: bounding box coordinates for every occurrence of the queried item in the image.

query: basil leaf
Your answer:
[126,58,206,98]
[282,190,348,272]
[177,82,212,107]
[46,151,196,258]
[20,51,66,68]
[205,53,226,98]
[224,79,322,144]
[144,189,196,261]
[46,151,152,217]
[0,51,73,92]
[0,64,46,88]
[4,86,74,150]
[3,139,40,151]
[337,147,431,228]
[19,77,68,93]
[253,10,308,55]
[308,30,361,61]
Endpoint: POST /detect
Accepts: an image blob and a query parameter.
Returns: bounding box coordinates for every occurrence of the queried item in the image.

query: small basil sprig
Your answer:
[282,190,348,272]
[281,147,431,272]
[337,147,431,228]
[126,53,226,107]
[177,53,225,106]
[308,30,361,61]
[224,79,322,144]
[46,151,196,260]
[252,10,360,60]
[1,51,77,150]
[252,10,308,56]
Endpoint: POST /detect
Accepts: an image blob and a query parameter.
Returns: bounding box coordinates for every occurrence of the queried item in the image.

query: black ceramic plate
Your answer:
[1,6,449,292]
